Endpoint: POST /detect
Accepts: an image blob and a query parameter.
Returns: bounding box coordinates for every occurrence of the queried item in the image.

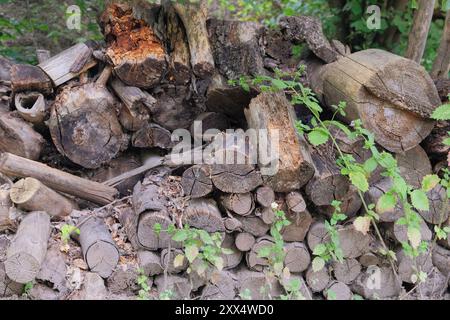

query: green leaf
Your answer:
[312,243,327,256]
[307,128,329,146]
[407,227,421,249]
[349,171,369,192]
[312,257,325,272]
[376,193,396,213]
[172,230,189,242]
[410,190,429,211]
[431,103,450,120]
[257,246,271,258]
[421,174,440,192]
[271,78,288,90]
[443,137,450,146]
[363,157,378,174]
[185,245,199,263]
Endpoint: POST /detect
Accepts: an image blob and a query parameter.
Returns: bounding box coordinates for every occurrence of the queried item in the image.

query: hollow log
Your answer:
[78,216,119,278]
[161,248,188,274]
[314,49,439,153]
[245,91,314,192]
[396,145,432,189]
[331,258,361,285]
[38,43,97,87]
[0,112,44,160]
[5,211,51,283]
[49,67,127,169]
[182,198,225,233]
[132,123,173,149]
[211,164,262,194]
[284,242,311,273]
[110,78,155,131]
[181,165,213,198]
[220,193,254,217]
[101,3,167,88]
[234,232,255,252]
[10,64,52,95]
[0,153,118,205]
[14,91,47,124]
[255,186,275,208]
[172,1,214,78]
[10,178,75,217]
[305,265,331,293]
[137,250,163,277]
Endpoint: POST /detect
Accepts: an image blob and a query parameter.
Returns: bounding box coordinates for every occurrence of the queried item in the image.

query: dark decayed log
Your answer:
[131,123,173,149]
[181,165,213,198]
[5,211,51,283]
[10,178,75,217]
[0,153,118,205]
[49,66,127,169]
[78,216,119,278]
[312,49,439,153]
[101,3,167,88]
[10,64,52,95]
[284,242,311,273]
[0,112,44,160]
[211,164,262,194]
[110,78,155,131]
[220,192,254,217]
[38,43,97,87]
[182,198,225,233]
[245,92,314,192]
[14,92,47,124]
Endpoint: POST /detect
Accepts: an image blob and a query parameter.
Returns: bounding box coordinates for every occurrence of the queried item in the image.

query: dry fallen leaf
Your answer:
[353,216,371,235]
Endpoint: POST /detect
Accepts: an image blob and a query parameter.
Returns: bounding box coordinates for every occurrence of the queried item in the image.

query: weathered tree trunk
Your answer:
[405,0,436,63]
[431,10,450,79]
[14,92,47,124]
[0,112,44,160]
[78,216,119,278]
[38,43,97,87]
[313,49,440,153]
[101,3,167,88]
[5,211,51,283]
[48,66,127,169]
[10,64,52,95]
[10,178,76,217]
[245,92,314,192]
[182,198,225,233]
[0,153,118,205]
[181,165,213,198]
[172,0,215,78]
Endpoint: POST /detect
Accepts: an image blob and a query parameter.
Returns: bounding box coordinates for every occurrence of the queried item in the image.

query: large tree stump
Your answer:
[10,178,75,217]
[101,3,167,88]
[5,211,51,283]
[48,67,127,169]
[78,216,119,278]
[315,49,440,153]
[245,92,314,192]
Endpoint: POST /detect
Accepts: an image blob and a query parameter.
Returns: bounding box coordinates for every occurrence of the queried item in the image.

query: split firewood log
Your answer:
[309,49,440,153]
[110,78,155,131]
[395,145,432,189]
[245,92,314,192]
[181,165,213,198]
[172,0,214,78]
[422,120,450,160]
[10,64,52,95]
[0,112,44,160]
[207,18,265,80]
[211,164,262,194]
[38,42,97,87]
[223,216,243,233]
[36,246,67,294]
[101,3,167,88]
[234,232,255,252]
[10,178,76,217]
[131,123,173,149]
[49,66,127,169]
[137,250,163,277]
[220,193,254,217]
[221,233,243,269]
[246,235,274,271]
[255,186,275,208]
[182,198,225,233]
[284,242,311,273]
[255,206,276,225]
[0,153,118,205]
[0,262,23,298]
[331,258,361,284]
[71,272,108,300]
[351,267,401,299]
[161,248,188,274]
[306,221,328,252]
[5,211,51,283]
[305,265,331,293]
[14,91,47,124]
[77,216,119,278]
[281,192,313,242]
[324,281,352,300]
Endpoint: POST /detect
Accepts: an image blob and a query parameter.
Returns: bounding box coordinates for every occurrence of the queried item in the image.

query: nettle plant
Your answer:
[231,67,450,284]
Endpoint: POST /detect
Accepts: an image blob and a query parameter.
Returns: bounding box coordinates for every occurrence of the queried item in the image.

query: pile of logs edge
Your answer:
[0,0,449,300]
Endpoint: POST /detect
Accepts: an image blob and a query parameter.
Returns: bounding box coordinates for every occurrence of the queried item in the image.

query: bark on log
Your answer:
[137,250,163,277]
[101,3,167,88]
[0,153,118,205]
[10,64,52,95]
[431,10,450,79]
[78,216,119,278]
[14,91,47,124]
[305,265,331,293]
[110,78,155,131]
[245,92,314,192]
[49,67,127,169]
[255,186,275,208]
[131,123,173,149]
[10,178,75,217]
[220,192,254,216]
[182,198,225,233]
[396,145,432,189]
[181,165,213,198]
[315,49,439,153]
[172,1,215,78]
[0,112,44,160]
[211,164,262,194]
[5,211,51,283]
[331,258,361,284]
[284,242,311,273]
[38,43,97,87]
[405,0,436,63]
[234,232,255,252]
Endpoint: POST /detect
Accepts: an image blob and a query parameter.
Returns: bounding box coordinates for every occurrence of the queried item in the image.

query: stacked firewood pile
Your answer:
[0,0,449,300]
